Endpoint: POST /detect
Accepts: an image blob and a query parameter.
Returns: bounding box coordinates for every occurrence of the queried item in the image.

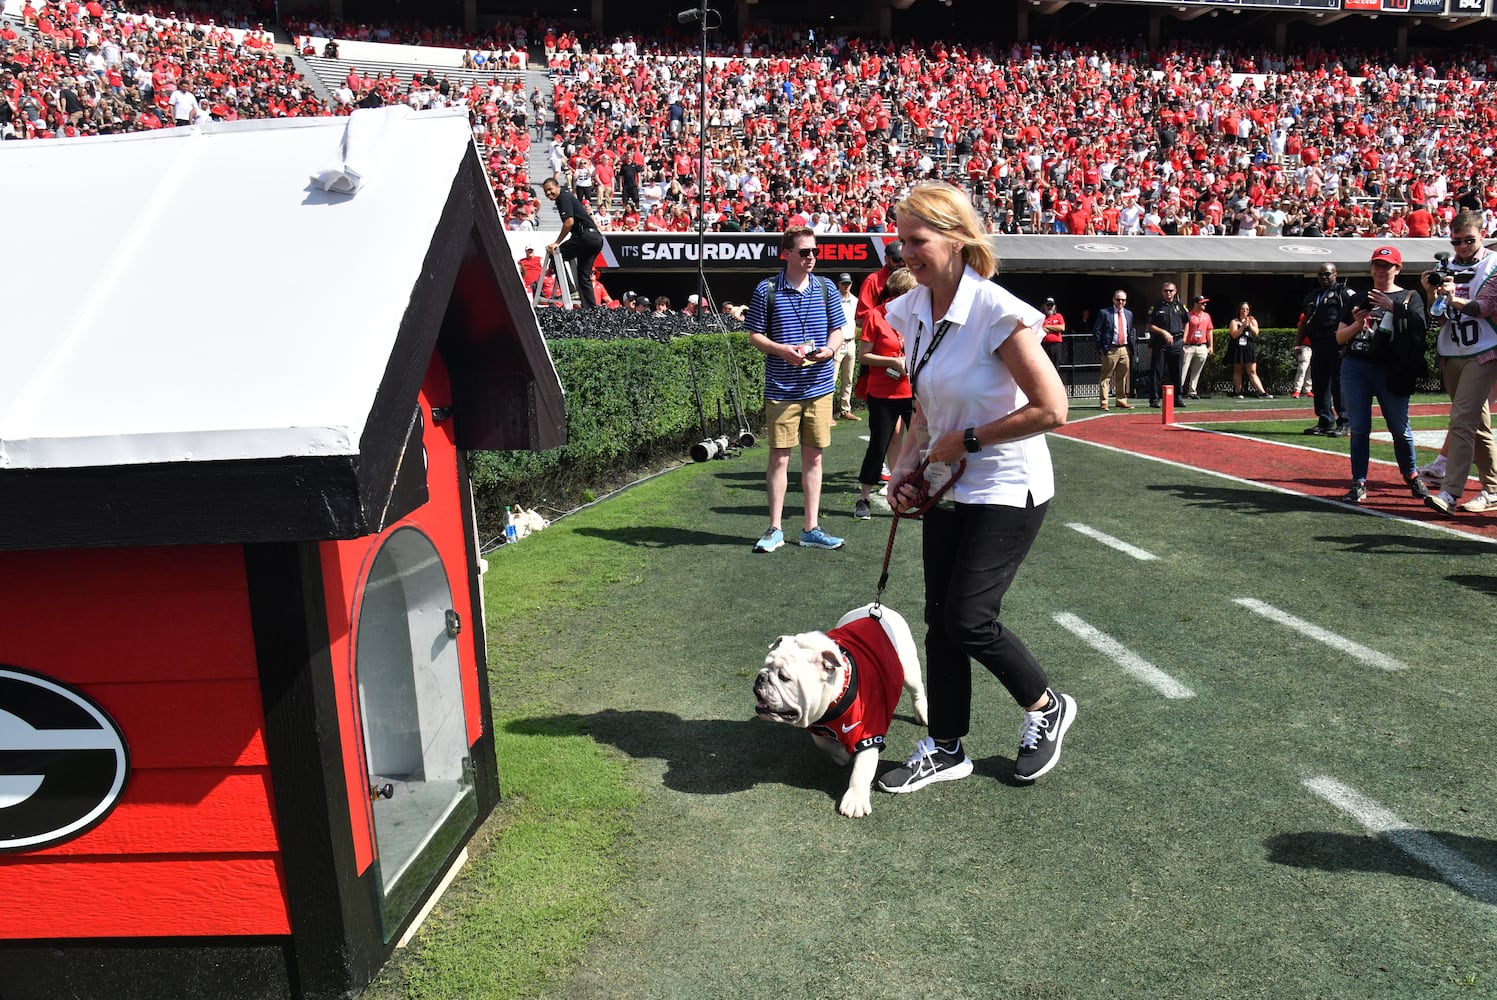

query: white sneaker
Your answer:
[1417,460,1447,486]
[1460,490,1497,513]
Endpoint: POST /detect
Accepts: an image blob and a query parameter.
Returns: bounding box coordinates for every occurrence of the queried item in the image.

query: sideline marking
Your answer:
[1303,776,1497,907]
[1233,598,1409,672]
[1052,612,1195,699]
[1064,522,1159,561]
[1049,432,1497,546]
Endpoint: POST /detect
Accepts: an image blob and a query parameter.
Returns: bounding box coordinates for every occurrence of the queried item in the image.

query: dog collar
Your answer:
[814,645,859,727]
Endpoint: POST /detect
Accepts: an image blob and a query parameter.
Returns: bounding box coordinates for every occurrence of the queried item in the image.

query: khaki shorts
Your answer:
[765,394,833,450]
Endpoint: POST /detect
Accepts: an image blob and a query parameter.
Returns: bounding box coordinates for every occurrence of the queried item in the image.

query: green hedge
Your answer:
[467,333,762,525]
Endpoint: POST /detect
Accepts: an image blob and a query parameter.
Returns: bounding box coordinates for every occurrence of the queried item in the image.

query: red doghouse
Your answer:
[0,109,565,1000]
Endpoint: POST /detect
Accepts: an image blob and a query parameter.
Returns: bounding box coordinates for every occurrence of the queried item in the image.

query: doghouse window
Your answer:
[354,526,476,937]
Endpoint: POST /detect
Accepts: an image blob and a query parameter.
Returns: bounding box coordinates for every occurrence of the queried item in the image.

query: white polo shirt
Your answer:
[884,266,1053,508]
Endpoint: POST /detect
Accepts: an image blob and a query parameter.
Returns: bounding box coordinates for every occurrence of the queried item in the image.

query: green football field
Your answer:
[377,399,1497,1000]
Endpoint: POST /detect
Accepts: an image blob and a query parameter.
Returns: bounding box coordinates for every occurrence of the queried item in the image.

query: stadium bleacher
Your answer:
[3,1,1495,244]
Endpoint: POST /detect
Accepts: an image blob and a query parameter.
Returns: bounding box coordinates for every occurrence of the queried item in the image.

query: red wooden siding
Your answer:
[0,545,290,938]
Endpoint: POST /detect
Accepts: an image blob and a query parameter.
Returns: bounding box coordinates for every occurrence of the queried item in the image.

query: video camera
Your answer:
[1431,250,1453,280]
[1425,251,1454,319]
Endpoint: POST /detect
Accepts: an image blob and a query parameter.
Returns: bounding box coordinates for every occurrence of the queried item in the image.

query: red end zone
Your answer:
[1055,405,1497,541]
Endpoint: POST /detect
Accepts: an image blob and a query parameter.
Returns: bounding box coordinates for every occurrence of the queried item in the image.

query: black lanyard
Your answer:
[908,319,953,396]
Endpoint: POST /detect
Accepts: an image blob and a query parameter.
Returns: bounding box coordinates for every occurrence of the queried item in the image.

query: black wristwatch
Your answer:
[963,427,981,453]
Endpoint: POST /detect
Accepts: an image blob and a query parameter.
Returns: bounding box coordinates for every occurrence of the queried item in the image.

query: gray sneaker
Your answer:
[853,498,872,520]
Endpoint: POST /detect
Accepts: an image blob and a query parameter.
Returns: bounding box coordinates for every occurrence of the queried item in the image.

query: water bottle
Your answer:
[1429,294,1447,319]
[504,506,518,543]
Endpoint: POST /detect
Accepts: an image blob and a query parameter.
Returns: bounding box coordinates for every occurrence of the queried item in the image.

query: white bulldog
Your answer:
[754,603,928,818]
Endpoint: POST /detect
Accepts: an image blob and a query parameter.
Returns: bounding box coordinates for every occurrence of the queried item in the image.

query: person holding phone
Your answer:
[744,227,850,552]
[1333,246,1429,505]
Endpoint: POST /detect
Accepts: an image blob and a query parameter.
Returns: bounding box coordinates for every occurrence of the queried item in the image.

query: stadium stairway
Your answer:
[303,54,527,103]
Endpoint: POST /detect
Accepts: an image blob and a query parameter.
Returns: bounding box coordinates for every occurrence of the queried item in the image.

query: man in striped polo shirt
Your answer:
[745,227,851,552]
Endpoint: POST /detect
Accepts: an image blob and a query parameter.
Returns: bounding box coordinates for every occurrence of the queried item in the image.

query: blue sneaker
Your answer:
[799,526,844,550]
[752,527,784,553]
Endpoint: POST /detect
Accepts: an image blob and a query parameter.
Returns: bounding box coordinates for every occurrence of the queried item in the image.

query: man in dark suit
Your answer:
[1092,289,1136,411]
[542,177,606,308]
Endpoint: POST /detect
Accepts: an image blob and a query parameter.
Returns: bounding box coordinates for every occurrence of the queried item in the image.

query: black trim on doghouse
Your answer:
[0,457,367,553]
[0,936,294,1000]
[245,542,384,1000]
[441,152,567,453]
[455,446,501,808]
[353,161,472,537]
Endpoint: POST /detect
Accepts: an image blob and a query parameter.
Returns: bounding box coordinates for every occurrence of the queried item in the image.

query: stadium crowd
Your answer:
[5,3,1497,240]
[540,32,1497,238]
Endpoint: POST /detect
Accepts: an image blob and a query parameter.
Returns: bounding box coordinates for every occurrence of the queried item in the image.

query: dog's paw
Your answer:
[838,788,873,818]
[912,694,930,728]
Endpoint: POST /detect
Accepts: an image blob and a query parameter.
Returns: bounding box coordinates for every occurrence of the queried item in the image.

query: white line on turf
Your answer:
[1064,522,1159,561]
[1232,598,1409,672]
[1052,612,1195,699]
[1050,432,1497,546]
[1302,776,1497,906]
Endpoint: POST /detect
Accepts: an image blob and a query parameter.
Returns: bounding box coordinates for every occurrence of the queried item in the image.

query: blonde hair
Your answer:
[883,267,917,300]
[895,182,997,279]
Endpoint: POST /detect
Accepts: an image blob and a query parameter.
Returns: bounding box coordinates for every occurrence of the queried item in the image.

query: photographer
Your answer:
[1421,211,1497,515]
[1298,264,1355,437]
[1331,247,1428,505]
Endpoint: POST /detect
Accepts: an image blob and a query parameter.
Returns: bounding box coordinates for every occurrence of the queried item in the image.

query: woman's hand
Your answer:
[888,462,921,513]
[924,428,966,465]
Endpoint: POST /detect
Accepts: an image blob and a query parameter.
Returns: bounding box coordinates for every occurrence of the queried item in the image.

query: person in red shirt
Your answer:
[516,246,543,291]
[1406,205,1434,238]
[851,267,916,520]
[1040,297,1066,369]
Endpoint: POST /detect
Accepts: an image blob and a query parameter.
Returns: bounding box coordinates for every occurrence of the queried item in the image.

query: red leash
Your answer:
[871,457,965,615]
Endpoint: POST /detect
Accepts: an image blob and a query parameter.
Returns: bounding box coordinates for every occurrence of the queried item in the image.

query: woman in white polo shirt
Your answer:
[876,182,1078,794]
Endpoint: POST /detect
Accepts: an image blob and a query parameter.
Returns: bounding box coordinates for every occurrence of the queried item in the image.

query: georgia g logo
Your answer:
[0,666,130,852]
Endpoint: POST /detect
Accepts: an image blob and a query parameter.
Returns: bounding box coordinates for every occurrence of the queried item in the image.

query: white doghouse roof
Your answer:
[0,107,565,550]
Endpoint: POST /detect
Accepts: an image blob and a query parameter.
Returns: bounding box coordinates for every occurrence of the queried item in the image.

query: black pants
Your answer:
[921,498,1050,740]
[1151,345,1184,403]
[560,231,604,308]
[1043,339,1063,369]
[1309,335,1345,428]
[858,394,913,487]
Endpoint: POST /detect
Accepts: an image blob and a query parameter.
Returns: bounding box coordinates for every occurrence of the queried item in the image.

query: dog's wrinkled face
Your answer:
[753,632,844,729]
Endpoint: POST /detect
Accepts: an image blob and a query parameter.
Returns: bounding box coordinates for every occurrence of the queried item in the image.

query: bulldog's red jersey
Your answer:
[809,616,906,755]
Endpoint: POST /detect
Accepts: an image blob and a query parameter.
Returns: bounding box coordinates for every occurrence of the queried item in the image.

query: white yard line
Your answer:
[1232,598,1409,672]
[1052,612,1195,699]
[1050,431,1497,546]
[1063,522,1159,561]
[1303,776,1497,906]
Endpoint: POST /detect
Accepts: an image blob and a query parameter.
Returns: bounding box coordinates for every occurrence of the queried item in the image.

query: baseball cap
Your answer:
[885,240,903,261]
[1191,294,1209,305]
[1371,245,1402,265]
[838,273,853,284]
[1043,297,1056,305]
